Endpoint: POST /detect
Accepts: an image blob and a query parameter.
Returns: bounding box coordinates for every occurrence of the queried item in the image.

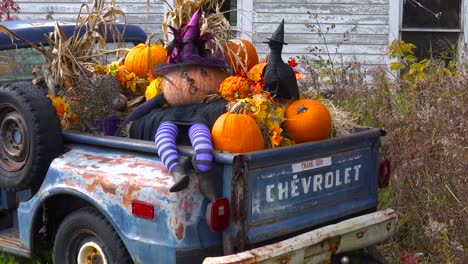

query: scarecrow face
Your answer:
[161,65,228,106]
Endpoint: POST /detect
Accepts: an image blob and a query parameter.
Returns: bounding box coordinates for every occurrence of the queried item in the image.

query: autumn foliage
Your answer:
[0,0,20,21]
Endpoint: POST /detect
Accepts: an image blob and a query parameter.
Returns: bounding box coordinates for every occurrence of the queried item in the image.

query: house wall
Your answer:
[15,0,391,69]
[250,0,390,68]
[16,0,167,38]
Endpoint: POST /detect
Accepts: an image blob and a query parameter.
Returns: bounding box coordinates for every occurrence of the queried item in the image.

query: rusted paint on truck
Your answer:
[17,142,219,263]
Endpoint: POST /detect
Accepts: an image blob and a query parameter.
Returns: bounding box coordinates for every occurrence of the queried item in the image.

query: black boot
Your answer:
[169,156,190,192]
[192,155,216,201]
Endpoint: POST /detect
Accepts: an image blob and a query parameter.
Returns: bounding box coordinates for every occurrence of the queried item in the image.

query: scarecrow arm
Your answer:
[120,94,167,127]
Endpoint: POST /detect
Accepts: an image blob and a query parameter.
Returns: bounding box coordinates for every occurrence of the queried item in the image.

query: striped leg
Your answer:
[189,123,213,172]
[155,122,179,172]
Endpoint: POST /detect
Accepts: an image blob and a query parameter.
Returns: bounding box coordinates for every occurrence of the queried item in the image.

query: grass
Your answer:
[0,252,51,264]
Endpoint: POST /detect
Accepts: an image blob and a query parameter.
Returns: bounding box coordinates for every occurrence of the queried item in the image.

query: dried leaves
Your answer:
[36,0,128,96]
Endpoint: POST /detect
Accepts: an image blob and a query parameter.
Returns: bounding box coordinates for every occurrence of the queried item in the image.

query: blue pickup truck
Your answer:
[0,20,396,264]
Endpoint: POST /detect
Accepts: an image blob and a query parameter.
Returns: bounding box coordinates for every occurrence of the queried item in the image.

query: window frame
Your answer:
[237,0,253,40]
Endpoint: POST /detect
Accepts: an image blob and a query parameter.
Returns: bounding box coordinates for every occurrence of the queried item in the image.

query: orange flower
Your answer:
[250,82,263,95]
[47,94,66,118]
[47,94,79,127]
[295,71,304,80]
[268,122,283,147]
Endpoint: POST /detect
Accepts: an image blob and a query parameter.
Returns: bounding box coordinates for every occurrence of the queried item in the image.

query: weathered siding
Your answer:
[15,0,391,68]
[252,0,390,67]
[16,0,166,39]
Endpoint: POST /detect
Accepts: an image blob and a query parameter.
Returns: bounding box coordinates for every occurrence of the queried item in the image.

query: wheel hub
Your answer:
[0,106,29,171]
[77,241,108,264]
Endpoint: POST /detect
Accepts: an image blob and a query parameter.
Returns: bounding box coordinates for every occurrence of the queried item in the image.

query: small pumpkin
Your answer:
[124,33,167,78]
[284,99,332,143]
[218,76,251,101]
[212,103,264,153]
[225,39,259,73]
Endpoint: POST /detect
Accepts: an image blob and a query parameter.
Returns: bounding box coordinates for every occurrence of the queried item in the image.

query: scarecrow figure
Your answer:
[118,10,228,194]
[263,19,300,100]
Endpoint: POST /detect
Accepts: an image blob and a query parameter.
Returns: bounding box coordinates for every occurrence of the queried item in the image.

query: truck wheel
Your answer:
[0,82,62,190]
[54,207,132,264]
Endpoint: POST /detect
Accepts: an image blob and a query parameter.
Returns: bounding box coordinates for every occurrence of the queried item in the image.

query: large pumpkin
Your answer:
[225,39,259,72]
[284,99,332,143]
[212,112,264,153]
[124,34,167,77]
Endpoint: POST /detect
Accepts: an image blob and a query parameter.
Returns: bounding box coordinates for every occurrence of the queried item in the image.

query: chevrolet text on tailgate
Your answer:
[0,21,396,264]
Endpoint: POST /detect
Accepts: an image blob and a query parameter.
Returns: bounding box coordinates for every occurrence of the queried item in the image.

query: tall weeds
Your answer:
[300,39,467,263]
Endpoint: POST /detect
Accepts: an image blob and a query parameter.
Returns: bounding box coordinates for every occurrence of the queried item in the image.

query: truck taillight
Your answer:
[206,198,230,232]
[132,201,154,220]
[378,159,391,188]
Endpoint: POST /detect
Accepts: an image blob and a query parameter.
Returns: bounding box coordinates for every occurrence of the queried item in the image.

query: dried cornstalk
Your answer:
[2,0,130,96]
[161,0,231,47]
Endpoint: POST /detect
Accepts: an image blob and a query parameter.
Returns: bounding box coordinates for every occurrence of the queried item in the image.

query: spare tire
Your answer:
[0,82,63,191]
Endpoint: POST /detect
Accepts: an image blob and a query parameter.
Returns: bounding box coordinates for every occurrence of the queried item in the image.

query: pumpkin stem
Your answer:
[145,33,157,46]
[228,101,248,114]
[297,104,308,114]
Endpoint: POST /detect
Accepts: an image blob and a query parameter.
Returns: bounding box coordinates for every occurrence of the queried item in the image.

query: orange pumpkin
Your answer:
[212,112,264,153]
[124,33,167,77]
[225,39,259,72]
[284,99,332,143]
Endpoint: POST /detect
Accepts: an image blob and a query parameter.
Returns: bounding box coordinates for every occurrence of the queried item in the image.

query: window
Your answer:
[220,0,237,27]
[395,0,463,61]
[212,0,252,40]
[0,47,45,82]
[0,42,136,82]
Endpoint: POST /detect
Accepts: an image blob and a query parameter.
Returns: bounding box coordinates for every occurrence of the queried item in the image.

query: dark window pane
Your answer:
[402,31,459,61]
[0,47,45,82]
[220,0,237,26]
[402,0,461,29]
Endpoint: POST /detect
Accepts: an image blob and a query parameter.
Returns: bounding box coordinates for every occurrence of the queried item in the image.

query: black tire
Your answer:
[53,207,132,264]
[0,82,63,190]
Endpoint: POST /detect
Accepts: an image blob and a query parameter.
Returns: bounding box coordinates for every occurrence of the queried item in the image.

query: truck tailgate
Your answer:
[224,128,382,253]
[205,209,396,264]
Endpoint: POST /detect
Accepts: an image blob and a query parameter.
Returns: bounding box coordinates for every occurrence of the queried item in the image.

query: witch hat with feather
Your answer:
[153,9,227,76]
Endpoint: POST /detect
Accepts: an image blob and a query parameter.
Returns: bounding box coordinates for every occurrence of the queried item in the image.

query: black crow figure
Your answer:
[263,19,300,100]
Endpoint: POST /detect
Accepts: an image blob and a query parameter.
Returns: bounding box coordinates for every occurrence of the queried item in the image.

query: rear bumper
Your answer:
[203,209,397,264]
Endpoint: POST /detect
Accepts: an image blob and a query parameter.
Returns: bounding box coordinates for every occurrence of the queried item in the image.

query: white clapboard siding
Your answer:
[16,0,391,69]
[16,0,166,38]
[252,0,390,69]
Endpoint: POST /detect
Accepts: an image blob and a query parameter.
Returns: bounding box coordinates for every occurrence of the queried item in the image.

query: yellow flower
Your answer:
[273,105,285,120]
[145,77,163,100]
[125,72,137,92]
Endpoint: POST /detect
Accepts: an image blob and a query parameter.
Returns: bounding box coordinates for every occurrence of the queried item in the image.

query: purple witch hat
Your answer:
[153,9,228,76]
